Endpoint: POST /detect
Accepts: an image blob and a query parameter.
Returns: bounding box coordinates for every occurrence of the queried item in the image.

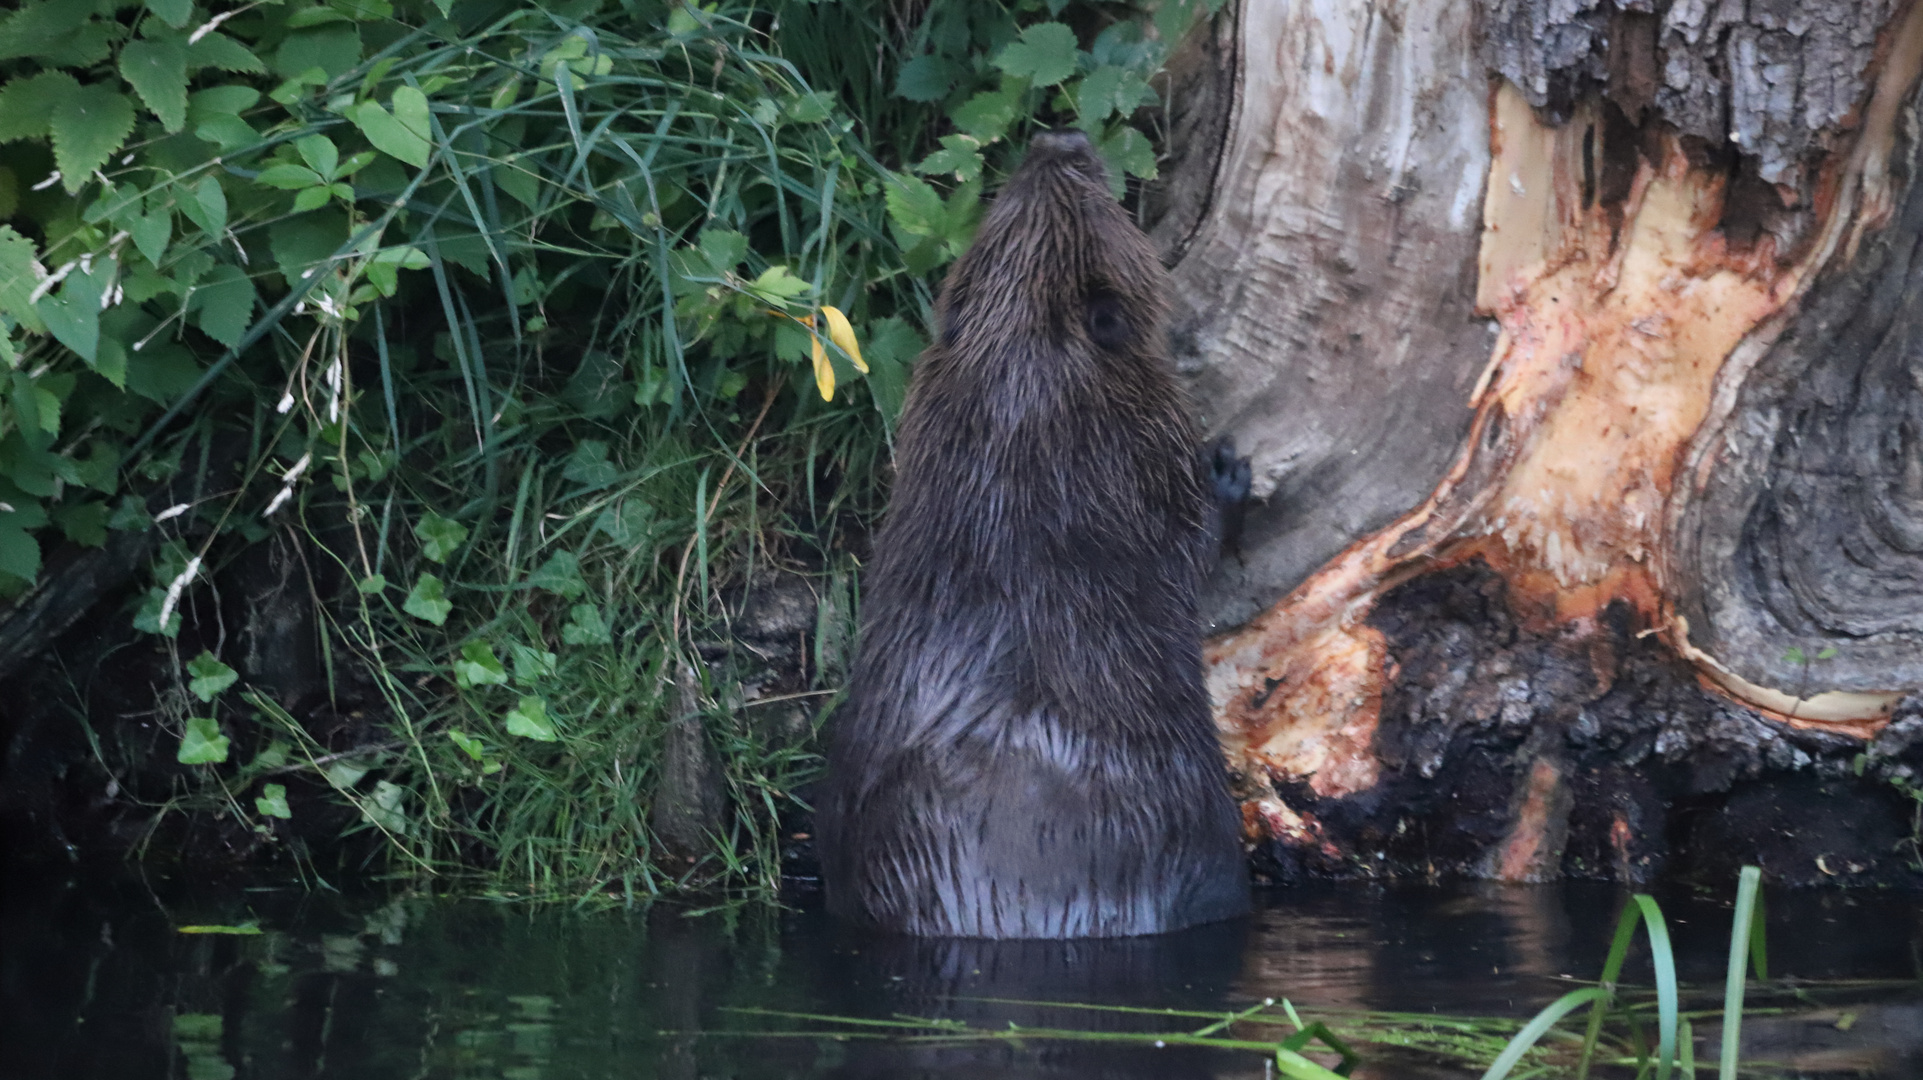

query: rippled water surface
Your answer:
[4,870,1920,1078]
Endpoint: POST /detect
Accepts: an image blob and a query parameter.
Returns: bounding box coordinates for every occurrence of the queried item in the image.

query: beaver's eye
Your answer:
[1084,292,1131,350]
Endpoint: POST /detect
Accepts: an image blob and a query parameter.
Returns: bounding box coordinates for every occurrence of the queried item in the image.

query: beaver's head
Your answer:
[933,129,1171,370]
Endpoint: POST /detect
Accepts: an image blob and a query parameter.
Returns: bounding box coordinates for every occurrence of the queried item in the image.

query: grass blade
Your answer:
[1481,987,1608,1080]
[1720,865,1763,1080]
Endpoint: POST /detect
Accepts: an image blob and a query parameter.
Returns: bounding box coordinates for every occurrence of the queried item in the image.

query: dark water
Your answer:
[4,868,1920,1079]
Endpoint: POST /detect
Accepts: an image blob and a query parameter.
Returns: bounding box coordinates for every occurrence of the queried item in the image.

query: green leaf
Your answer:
[255,163,323,189]
[127,208,170,266]
[178,175,227,236]
[187,85,260,118]
[185,31,266,74]
[295,133,338,179]
[508,642,556,685]
[291,186,331,213]
[453,640,508,688]
[357,573,386,594]
[526,550,586,599]
[915,133,984,183]
[885,175,947,248]
[186,650,239,701]
[287,7,355,28]
[0,71,81,142]
[592,500,653,547]
[0,523,40,581]
[745,265,810,306]
[177,716,230,765]
[950,86,1021,142]
[505,696,557,741]
[0,2,93,65]
[414,511,467,562]
[561,440,617,488]
[1783,646,1806,665]
[365,779,407,834]
[561,603,612,646]
[52,500,108,546]
[120,38,189,133]
[1098,125,1157,185]
[0,226,43,332]
[145,0,195,29]
[34,257,109,362]
[50,84,137,194]
[1817,646,1839,660]
[994,22,1079,88]
[191,263,255,347]
[403,573,452,624]
[447,728,485,760]
[255,783,292,819]
[896,54,960,103]
[350,89,430,169]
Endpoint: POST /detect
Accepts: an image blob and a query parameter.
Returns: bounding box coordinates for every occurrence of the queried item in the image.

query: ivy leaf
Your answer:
[350,87,431,169]
[403,573,453,625]
[186,650,239,701]
[509,642,557,685]
[453,640,509,688]
[364,780,407,834]
[592,499,653,547]
[50,84,137,194]
[414,511,467,562]
[191,263,256,347]
[993,22,1080,88]
[561,603,612,646]
[526,550,586,599]
[561,440,618,488]
[145,0,194,29]
[120,38,190,132]
[447,728,485,760]
[255,783,292,819]
[504,696,558,741]
[177,717,230,765]
[0,71,81,142]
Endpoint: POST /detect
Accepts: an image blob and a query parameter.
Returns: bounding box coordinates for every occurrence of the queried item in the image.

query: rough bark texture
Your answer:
[1675,113,1923,694]
[1156,0,1494,631]
[1170,0,1923,885]
[1485,0,1897,188]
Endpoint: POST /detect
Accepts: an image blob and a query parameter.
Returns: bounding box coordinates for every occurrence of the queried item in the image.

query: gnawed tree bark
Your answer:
[1154,0,1923,885]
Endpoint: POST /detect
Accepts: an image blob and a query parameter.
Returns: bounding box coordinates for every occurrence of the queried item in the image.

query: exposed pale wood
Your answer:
[1160,0,1494,630]
[1172,0,1923,883]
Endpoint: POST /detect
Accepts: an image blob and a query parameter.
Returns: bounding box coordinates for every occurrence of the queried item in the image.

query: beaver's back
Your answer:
[817,130,1249,938]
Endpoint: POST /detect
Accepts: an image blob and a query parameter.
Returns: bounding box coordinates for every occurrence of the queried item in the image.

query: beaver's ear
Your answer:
[1083,290,1132,350]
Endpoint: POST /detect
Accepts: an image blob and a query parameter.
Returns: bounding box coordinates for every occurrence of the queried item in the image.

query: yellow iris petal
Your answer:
[821,305,867,373]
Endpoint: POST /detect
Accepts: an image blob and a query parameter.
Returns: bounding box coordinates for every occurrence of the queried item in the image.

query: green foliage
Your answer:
[177,716,230,764]
[1,0,1216,900]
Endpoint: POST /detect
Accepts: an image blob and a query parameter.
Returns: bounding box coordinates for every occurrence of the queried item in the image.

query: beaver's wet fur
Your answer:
[817,130,1250,938]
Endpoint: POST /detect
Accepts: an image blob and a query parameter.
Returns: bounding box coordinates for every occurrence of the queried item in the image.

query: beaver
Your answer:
[816,129,1250,938]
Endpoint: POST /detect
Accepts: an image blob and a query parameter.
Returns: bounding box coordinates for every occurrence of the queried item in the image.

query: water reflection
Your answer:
[2,868,1919,1079]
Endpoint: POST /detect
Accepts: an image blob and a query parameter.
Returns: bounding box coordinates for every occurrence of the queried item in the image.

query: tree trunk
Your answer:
[1156,0,1923,886]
